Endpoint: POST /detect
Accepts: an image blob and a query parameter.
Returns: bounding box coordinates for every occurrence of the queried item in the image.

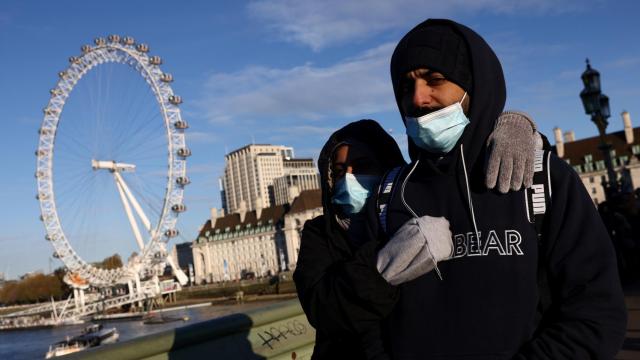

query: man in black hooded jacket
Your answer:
[375,19,627,359]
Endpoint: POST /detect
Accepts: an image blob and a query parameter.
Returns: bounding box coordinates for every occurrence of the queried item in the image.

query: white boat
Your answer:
[45,324,119,358]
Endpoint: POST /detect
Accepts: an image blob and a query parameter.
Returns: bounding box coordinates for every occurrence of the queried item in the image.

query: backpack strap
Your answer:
[526,149,553,236]
[526,149,553,318]
[376,166,404,236]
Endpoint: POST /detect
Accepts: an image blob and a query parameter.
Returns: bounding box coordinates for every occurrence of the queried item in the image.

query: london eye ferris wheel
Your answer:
[35,35,190,288]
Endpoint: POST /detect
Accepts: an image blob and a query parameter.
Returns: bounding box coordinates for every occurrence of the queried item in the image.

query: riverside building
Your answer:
[192,190,321,284]
[554,111,640,204]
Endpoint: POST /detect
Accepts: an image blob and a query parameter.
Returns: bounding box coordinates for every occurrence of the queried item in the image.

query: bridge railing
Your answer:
[63,298,316,360]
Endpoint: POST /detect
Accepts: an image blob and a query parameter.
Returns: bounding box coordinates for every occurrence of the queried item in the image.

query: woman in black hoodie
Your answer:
[294,119,404,360]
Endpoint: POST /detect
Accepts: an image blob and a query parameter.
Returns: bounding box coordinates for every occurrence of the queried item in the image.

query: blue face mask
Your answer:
[405,92,470,153]
[332,173,380,215]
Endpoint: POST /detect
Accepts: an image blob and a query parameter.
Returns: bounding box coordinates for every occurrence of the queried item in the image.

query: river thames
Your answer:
[0,300,286,360]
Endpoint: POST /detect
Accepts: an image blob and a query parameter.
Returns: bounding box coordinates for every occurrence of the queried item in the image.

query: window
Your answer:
[592,187,597,194]
[584,154,593,163]
[633,145,640,155]
[584,163,594,172]
[589,176,595,183]
[595,161,605,171]
[619,156,629,165]
[610,149,616,157]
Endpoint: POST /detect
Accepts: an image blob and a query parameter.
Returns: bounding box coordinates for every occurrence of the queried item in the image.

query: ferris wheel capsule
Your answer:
[174,120,189,129]
[39,128,52,135]
[171,204,187,212]
[35,149,48,157]
[122,36,135,46]
[168,95,182,105]
[176,176,191,186]
[58,71,67,79]
[165,229,179,237]
[108,34,121,43]
[53,252,61,258]
[136,43,149,53]
[94,37,106,46]
[81,45,92,53]
[149,56,162,65]
[177,148,191,157]
[68,56,80,64]
[160,73,173,82]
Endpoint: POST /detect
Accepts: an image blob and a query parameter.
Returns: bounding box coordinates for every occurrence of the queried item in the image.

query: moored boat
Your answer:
[44,324,119,358]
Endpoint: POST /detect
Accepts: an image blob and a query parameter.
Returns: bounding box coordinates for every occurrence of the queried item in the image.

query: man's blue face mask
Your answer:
[332,173,380,215]
[405,92,469,153]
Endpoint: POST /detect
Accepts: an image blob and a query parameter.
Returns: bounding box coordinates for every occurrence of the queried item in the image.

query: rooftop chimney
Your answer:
[622,111,634,144]
[563,130,575,143]
[288,185,300,205]
[238,200,247,223]
[210,208,219,228]
[254,197,263,220]
[554,127,564,158]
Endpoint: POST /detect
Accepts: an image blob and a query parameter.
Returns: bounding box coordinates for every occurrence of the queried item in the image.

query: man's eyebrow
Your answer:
[404,69,437,79]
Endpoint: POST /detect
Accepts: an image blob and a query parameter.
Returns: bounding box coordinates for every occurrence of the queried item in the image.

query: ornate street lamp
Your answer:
[579,59,619,198]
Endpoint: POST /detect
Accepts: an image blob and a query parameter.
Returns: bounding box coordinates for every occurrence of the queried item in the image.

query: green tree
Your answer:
[95,254,123,270]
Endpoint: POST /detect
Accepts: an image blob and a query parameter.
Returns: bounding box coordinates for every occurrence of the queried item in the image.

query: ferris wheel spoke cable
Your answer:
[112,119,164,159]
[109,86,152,149]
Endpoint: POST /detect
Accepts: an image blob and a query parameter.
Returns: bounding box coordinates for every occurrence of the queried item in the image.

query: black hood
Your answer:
[390,19,506,169]
[317,119,405,228]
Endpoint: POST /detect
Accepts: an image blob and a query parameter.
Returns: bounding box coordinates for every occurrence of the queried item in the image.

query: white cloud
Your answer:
[247,0,594,50]
[197,42,397,124]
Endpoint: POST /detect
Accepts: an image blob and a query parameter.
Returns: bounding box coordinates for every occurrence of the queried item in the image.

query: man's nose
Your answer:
[412,81,433,110]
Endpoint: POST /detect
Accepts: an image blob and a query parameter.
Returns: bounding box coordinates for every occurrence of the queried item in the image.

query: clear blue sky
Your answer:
[1,0,639,278]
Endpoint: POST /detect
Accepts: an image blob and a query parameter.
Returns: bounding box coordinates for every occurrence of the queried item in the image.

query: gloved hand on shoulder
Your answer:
[376,215,453,286]
[485,111,543,193]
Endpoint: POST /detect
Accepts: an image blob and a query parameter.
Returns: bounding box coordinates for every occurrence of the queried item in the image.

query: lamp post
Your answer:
[579,59,619,199]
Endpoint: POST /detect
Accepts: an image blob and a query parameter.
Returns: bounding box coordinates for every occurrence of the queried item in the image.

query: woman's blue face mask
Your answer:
[332,173,380,215]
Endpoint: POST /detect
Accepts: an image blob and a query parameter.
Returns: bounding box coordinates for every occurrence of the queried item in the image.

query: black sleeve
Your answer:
[515,155,627,359]
[293,216,398,339]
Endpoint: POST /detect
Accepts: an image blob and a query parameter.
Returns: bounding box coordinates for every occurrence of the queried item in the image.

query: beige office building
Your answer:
[273,158,320,206]
[222,145,294,213]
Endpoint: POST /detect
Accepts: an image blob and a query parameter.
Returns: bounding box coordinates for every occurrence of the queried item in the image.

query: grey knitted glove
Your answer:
[485,111,541,193]
[377,215,453,286]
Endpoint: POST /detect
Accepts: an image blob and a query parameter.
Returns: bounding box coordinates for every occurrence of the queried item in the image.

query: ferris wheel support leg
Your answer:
[135,273,143,309]
[127,280,134,301]
[114,171,153,235]
[114,173,146,251]
[79,288,85,312]
[166,255,188,286]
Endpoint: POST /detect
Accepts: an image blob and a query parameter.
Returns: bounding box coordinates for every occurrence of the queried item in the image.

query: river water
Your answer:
[0,300,286,360]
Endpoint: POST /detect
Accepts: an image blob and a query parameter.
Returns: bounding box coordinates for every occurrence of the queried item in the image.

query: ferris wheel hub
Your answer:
[91,159,136,172]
